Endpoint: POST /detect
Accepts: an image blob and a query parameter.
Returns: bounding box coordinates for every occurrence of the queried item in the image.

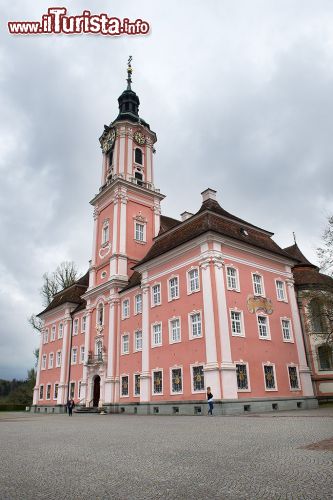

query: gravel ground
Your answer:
[0,407,332,500]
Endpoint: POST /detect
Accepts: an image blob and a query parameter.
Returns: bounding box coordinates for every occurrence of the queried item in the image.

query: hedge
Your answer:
[0,404,27,411]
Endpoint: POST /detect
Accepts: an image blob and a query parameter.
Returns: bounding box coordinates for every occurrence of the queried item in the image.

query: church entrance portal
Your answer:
[93,375,100,407]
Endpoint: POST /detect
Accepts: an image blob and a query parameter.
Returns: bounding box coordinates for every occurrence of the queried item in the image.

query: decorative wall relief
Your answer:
[247,295,273,314]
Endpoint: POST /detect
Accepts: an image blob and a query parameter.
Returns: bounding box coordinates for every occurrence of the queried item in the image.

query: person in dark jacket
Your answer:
[207,387,214,416]
[67,399,75,416]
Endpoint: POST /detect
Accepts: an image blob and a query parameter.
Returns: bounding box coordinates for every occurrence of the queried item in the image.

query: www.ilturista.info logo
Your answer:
[8,8,150,36]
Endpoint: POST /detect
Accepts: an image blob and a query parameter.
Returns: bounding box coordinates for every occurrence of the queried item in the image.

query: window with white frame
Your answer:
[54,383,58,400]
[135,222,145,242]
[288,366,300,390]
[39,385,44,399]
[44,329,49,344]
[281,319,292,341]
[171,368,183,393]
[46,384,51,400]
[97,303,104,326]
[121,376,129,396]
[276,280,286,301]
[81,316,87,333]
[80,346,85,363]
[253,273,264,296]
[263,365,276,390]
[122,334,129,354]
[188,268,200,293]
[122,299,130,319]
[192,365,204,392]
[152,323,162,347]
[151,284,161,306]
[58,323,63,339]
[70,382,75,399]
[56,350,62,367]
[230,310,244,336]
[169,318,181,343]
[168,276,179,300]
[73,318,79,335]
[189,312,202,338]
[134,330,142,351]
[135,294,142,314]
[72,347,78,364]
[257,315,270,339]
[49,353,54,369]
[42,354,47,370]
[134,374,140,396]
[51,325,56,341]
[102,220,109,244]
[153,370,163,394]
[236,364,249,390]
[226,266,239,291]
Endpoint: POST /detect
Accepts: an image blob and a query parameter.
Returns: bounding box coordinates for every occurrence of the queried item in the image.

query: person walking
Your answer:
[207,387,214,416]
[67,398,75,416]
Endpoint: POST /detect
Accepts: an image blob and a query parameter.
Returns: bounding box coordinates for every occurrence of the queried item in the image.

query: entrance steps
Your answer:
[74,406,101,414]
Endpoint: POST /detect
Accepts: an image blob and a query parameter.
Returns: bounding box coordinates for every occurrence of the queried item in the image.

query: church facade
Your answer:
[33,63,321,415]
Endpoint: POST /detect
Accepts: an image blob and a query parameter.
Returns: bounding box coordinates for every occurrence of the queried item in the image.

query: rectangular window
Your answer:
[46,384,51,400]
[276,280,286,301]
[258,316,270,339]
[42,354,47,370]
[152,323,162,347]
[190,312,202,338]
[51,325,56,341]
[226,267,239,291]
[192,365,204,392]
[58,323,63,339]
[236,364,249,390]
[44,329,49,343]
[288,366,300,390]
[102,223,109,244]
[281,319,292,341]
[264,365,276,390]
[121,376,129,396]
[39,385,44,399]
[82,316,87,333]
[135,294,142,314]
[54,383,58,400]
[169,318,181,343]
[73,319,79,335]
[122,334,129,354]
[168,277,179,300]
[134,374,140,396]
[153,370,163,394]
[70,382,75,399]
[56,351,62,367]
[49,353,54,369]
[122,299,130,319]
[171,368,183,394]
[230,311,243,336]
[72,347,77,364]
[135,331,142,351]
[80,346,85,363]
[135,222,145,242]
[188,268,200,293]
[253,274,264,296]
[152,284,161,306]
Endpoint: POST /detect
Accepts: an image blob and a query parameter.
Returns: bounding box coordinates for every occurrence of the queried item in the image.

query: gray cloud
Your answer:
[0,0,332,378]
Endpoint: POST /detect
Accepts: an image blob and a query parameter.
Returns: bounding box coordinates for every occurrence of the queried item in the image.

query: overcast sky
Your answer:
[1,1,333,379]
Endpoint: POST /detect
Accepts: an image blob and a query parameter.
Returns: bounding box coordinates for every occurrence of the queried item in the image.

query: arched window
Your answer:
[97,303,104,326]
[135,148,143,165]
[318,345,333,370]
[309,299,325,333]
[135,170,143,186]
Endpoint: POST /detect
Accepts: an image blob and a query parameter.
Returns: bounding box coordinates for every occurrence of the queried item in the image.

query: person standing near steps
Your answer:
[207,387,214,416]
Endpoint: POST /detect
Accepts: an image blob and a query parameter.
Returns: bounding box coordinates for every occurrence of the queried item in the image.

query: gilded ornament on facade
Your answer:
[247,295,273,314]
[134,131,145,145]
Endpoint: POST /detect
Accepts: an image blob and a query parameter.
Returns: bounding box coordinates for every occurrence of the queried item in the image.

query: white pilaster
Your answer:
[81,310,91,404]
[105,298,118,403]
[146,144,152,183]
[126,133,133,179]
[101,153,107,185]
[118,131,126,175]
[153,201,161,237]
[111,196,119,259]
[119,189,128,255]
[199,256,221,398]
[287,279,314,396]
[57,316,71,405]
[140,283,150,402]
[89,208,99,288]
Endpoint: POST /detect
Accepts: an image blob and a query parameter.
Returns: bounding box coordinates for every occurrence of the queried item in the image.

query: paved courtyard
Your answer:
[0,407,332,500]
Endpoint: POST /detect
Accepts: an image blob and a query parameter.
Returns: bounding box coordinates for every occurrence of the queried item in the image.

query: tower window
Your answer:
[135,148,143,165]
[109,148,113,166]
[135,171,143,186]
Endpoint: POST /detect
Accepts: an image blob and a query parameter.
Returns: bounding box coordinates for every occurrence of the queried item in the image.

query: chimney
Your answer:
[180,211,193,222]
[201,188,217,202]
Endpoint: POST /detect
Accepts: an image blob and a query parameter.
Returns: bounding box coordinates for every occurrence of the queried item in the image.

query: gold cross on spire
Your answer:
[127,56,133,90]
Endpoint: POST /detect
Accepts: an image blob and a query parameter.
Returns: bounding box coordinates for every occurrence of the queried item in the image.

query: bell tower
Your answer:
[89,57,165,289]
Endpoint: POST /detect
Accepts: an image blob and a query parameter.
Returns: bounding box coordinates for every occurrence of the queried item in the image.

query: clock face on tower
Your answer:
[102,128,116,153]
[133,131,145,145]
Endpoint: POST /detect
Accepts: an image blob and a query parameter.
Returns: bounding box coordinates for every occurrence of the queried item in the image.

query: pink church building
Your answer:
[33,62,320,415]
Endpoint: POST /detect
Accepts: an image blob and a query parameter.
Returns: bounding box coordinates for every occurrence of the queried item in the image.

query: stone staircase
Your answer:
[74,406,101,414]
